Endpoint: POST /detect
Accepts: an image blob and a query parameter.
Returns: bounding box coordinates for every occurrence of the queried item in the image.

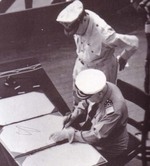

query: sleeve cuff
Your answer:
[64,127,75,143]
[120,48,137,60]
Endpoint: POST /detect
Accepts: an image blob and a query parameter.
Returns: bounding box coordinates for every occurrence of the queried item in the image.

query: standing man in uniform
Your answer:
[50,69,129,165]
[56,0,139,83]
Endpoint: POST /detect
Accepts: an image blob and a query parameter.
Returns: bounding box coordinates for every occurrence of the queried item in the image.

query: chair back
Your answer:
[117,79,150,166]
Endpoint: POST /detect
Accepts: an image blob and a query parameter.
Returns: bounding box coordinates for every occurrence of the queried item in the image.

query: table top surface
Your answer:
[0,58,107,166]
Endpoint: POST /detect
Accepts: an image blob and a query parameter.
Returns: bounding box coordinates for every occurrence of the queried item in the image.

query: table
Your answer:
[0,58,107,166]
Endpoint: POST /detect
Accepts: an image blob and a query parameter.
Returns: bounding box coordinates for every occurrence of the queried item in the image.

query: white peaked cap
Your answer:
[75,69,107,95]
[56,0,83,23]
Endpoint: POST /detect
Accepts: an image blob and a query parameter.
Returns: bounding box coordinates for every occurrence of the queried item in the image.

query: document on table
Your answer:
[0,114,107,166]
[0,114,64,156]
[16,142,106,166]
[0,91,55,126]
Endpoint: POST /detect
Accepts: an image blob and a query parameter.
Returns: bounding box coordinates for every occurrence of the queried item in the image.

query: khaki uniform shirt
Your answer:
[67,82,129,157]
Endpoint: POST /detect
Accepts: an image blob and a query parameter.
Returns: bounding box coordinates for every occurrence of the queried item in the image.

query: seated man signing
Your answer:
[49,69,129,164]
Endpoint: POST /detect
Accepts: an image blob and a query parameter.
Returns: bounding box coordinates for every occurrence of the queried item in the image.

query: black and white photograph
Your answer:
[0,0,149,166]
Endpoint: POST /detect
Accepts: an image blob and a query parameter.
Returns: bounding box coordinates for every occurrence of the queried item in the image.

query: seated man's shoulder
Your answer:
[107,82,125,101]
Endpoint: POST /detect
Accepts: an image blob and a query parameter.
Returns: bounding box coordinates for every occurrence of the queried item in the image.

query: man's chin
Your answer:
[64,29,76,36]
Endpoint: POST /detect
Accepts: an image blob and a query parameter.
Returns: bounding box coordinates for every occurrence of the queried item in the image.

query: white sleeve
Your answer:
[107,33,139,60]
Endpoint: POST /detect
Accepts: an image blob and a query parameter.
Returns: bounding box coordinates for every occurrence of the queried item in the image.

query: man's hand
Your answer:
[118,57,127,71]
[63,114,76,128]
[49,130,68,143]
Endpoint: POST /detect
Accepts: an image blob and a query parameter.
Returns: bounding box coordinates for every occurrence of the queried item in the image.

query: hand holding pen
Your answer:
[62,114,73,129]
[49,114,73,142]
[49,114,74,142]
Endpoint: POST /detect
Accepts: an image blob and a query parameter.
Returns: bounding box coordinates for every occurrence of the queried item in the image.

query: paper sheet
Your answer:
[0,92,55,125]
[19,143,102,166]
[0,114,64,154]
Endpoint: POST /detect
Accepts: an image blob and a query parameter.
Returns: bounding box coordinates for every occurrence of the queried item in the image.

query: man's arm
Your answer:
[49,112,121,144]
[63,99,88,128]
[107,32,139,70]
[69,112,121,144]
[100,22,139,70]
